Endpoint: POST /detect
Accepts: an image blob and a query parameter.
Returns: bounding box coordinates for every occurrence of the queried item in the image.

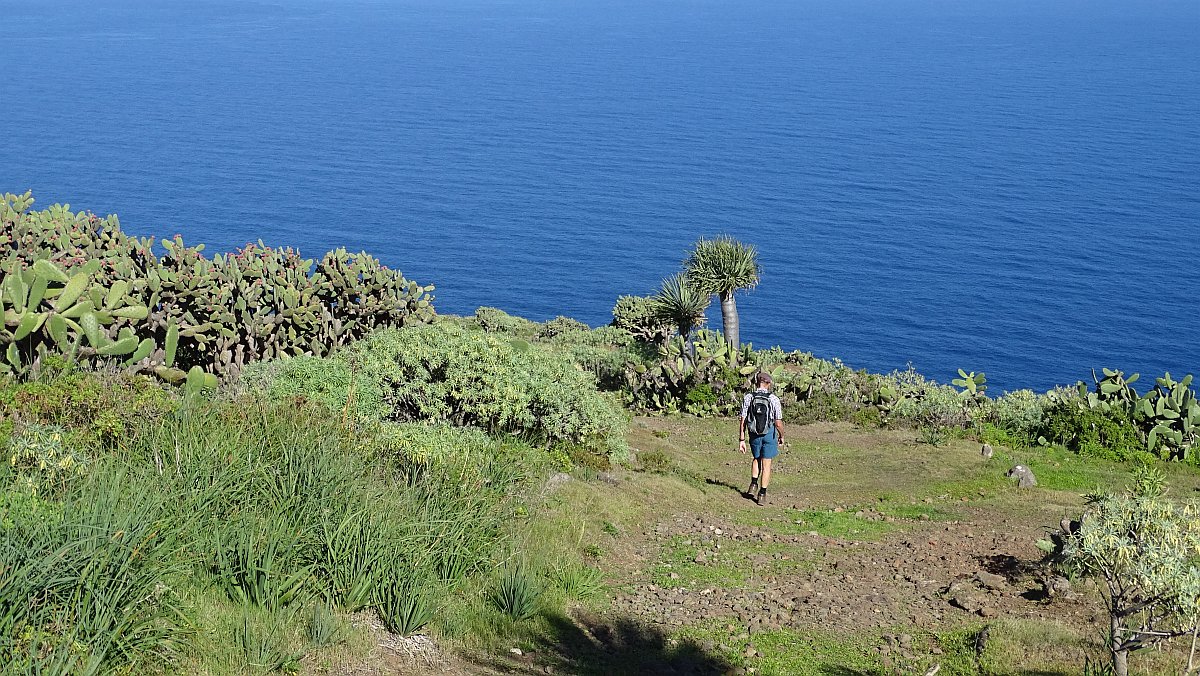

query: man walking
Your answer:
[739,371,784,506]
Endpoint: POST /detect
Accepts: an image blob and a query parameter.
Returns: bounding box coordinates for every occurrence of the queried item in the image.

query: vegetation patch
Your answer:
[244,321,630,463]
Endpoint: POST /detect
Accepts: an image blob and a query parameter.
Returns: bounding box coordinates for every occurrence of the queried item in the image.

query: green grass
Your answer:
[0,369,563,674]
[653,535,752,588]
[733,502,956,542]
[673,621,886,676]
[876,502,958,521]
[650,535,814,589]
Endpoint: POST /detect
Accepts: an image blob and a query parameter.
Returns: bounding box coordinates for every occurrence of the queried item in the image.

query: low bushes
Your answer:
[0,475,190,673]
[0,370,556,672]
[614,325,1197,466]
[610,295,672,346]
[245,322,630,463]
[0,191,434,380]
[622,331,750,416]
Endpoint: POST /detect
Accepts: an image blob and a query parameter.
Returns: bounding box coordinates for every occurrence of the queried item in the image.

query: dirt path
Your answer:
[346,417,1200,675]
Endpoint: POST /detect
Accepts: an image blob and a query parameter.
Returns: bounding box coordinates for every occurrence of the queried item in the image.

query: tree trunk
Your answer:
[1113,648,1128,676]
[682,326,696,365]
[1111,615,1129,676]
[719,291,739,356]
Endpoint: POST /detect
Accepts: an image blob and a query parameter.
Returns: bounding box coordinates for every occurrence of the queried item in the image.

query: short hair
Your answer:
[755,372,773,385]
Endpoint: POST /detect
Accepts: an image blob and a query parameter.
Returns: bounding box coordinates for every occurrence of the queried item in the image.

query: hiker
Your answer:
[739,371,784,506]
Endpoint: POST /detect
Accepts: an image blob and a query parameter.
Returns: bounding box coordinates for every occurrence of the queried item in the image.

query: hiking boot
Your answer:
[756,489,768,506]
[746,479,759,497]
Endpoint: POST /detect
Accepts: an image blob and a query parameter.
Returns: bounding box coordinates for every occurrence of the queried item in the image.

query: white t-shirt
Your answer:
[740,388,783,422]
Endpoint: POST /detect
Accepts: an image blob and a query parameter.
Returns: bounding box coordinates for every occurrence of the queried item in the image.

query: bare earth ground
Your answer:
[330,417,1200,676]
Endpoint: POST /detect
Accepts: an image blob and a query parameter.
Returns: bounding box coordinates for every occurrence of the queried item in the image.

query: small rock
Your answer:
[597,472,622,486]
[979,606,998,618]
[980,444,993,459]
[1044,575,1072,598]
[715,528,724,535]
[545,472,572,492]
[1006,464,1037,488]
[974,571,1008,591]
[510,648,524,656]
[950,594,981,612]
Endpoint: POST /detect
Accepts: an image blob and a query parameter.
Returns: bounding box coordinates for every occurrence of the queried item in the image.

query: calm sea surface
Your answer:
[3,0,1198,393]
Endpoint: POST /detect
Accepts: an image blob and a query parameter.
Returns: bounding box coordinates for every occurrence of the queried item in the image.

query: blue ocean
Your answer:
[3,0,1197,393]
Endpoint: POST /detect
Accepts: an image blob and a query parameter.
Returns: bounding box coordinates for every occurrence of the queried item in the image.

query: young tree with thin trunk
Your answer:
[1064,493,1200,676]
[684,236,761,357]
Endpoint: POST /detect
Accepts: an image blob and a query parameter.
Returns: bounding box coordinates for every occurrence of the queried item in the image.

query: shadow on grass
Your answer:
[704,477,750,498]
[978,553,1042,579]
[817,667,873,676]
[472,610,737,675]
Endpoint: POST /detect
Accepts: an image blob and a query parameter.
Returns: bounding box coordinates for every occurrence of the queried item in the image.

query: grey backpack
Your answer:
[747,391,773,436]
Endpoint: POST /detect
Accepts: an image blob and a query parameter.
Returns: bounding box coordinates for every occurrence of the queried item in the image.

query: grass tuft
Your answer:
[493,562,542,621]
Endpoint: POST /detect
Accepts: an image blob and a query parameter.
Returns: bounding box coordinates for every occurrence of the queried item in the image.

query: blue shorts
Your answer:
[750,431,779,460]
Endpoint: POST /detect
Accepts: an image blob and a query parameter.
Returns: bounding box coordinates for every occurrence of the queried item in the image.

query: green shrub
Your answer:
[0,370,176,450]
[241,355,387,422]
[1064,493,1200,675]
[536,316,590,339]
[637,449,673,474]
[346,324,629,460]
[246,324,629,463]
[237,609,303,673]
[611,295,672,346]
[849,406,882,428]
[213,516,313,611]
[918,426,948,447]
[492,562,542,621]
[977,422,1027,450]
[377,575,437,636]
[3,424,86,497]
[890,379,972,429]
[988,391,1046,439]
[474,306,536,336]
[1040,404,1148,462]
[549,563,604,601]
[0,191,434,378]
[685,383,718,407]
[307,601,344,648]
[784,391,852,425]
[550,342,629,392]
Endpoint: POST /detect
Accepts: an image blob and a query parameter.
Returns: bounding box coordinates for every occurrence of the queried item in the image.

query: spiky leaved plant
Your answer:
[650,273,709,360]
[492,561,542,622]
[1063,491,1200,676]
[683,236,760,355]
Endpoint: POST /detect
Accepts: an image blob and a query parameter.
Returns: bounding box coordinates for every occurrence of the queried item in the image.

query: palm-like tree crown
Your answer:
[651,272,709,339]
[685,236,761,295]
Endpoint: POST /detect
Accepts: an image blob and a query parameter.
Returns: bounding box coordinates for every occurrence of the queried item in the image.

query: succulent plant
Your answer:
[952,369,987,398]
[1,192,436,383]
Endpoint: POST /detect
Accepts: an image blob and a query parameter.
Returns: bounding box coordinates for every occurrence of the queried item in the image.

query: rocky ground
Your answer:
[349,417,1200,675]
[611,510,1090,633]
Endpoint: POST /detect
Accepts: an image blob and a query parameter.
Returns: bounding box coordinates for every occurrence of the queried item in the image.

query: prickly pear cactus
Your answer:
[0,258,166,375]
[1,191,436,382]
